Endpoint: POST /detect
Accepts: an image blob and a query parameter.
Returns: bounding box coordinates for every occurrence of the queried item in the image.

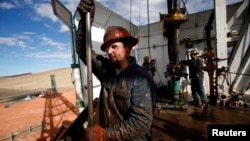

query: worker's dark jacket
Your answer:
[181,58,204,80]
[76,20,157,141]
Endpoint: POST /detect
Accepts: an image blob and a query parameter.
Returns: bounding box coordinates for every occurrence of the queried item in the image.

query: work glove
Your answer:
[77,0,95,22]
[76,0,95,58]
[81,124,105,141]
[76,20,85,58]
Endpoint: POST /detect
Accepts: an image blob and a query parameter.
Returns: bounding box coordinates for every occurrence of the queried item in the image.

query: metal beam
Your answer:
[214,0,229,104]
[229,4,250,92]
[227,0,249,31]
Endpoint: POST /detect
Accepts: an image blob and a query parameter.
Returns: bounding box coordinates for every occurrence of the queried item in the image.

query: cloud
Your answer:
[0,30,37,49]
[0,2,16,9]
[17,41,26,48]
[61,0,79,13]
[8,51,20,57]
[23,32,35,35]
[33,1,78,33]
[59,24,69,32]
[0,37,17,46]
[96,0,169,25]
[26,51,71,59]
[34,3,58,22]
[0,37,28,48]
[96,0,242,25]
[24,0,33,5]
[14,34,33,41]
[39,36,65,50]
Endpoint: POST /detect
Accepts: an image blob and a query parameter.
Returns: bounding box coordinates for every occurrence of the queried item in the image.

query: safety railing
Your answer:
[0,121,44,141]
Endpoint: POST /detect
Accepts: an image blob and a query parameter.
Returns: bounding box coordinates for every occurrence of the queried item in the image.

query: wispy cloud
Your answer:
[61,0,79,13]
[23,32,35,35]
[39,36,65,50]
[23,0,33,5]
[0,2,16,9]
[34,3,58,22]
[95,0,242,25]
[32,1,77,33]
[0,32,36,49]
[13,34,33,41]
[59,24,69,32]
[0,36,28,48]
[0,37,17,46]
[26,51,71,59]
[17,40,26,48]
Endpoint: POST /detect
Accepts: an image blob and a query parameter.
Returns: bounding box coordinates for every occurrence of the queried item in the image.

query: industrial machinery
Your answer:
[199,10,217,105]
[159,0,188,105]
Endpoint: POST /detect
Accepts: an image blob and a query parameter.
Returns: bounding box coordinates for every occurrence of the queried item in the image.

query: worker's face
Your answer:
[191,54,197,59]
[105,42,130,63]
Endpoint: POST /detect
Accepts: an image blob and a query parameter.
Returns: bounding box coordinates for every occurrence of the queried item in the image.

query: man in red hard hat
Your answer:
[76,0,157,140]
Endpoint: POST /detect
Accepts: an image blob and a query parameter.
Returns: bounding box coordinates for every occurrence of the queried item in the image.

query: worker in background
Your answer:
[181,49,207,109]
[76,0,157,140]
[142,56,156,78]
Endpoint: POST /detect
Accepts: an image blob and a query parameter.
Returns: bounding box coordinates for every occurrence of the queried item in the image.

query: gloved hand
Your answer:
[76,20,85,57]
[81,124,105,141]
[77,0,95,22]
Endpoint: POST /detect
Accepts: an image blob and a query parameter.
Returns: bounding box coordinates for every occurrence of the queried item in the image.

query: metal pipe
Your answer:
[85,12,94,127]
[173,26,180,64]
[173,0,180,64]
[147,0,152,59]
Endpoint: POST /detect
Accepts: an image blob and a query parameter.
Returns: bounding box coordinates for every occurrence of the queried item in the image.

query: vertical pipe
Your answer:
[70,14,85,114]
[72,65,85,113]
[147,0,151,59]
[173,0,180,64]
[85,12,93,127]
[171,0,181,104]
[174,26,180,64]
[167,0,173,14]
[214,0,228,105]
[50,75,57,93]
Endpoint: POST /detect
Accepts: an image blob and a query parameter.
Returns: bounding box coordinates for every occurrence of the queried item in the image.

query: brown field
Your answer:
[0,67,77,141]
[0,67,74,101]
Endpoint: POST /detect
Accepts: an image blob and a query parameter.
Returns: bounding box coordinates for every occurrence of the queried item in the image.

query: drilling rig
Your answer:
[160,0,188,105]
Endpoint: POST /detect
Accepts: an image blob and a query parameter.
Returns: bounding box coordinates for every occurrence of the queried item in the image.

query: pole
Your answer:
[147,0,151,59]
[173,0,180,64]
[84,12,94,127]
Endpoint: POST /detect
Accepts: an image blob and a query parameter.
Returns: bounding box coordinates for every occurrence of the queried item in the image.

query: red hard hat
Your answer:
[100,26,138,51]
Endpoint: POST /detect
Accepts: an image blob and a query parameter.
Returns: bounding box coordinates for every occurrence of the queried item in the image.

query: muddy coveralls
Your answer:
[76,21,157,141]
[181,56,206,105]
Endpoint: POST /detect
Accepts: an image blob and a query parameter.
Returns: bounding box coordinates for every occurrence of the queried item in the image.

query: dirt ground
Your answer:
[0,67,74,100]
[0,67,77,141]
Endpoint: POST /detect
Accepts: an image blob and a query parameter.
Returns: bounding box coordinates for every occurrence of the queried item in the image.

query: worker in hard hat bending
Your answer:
[181,49,207,109]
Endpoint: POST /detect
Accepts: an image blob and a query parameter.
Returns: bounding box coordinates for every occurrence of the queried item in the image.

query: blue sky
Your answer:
[0,0,241,76]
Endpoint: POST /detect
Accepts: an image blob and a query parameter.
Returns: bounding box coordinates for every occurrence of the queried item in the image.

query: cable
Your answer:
[138,0,140,27]
[130,0,132,33]
[181,0,189,15]
[147,0,152,59]
[228,72,250,76]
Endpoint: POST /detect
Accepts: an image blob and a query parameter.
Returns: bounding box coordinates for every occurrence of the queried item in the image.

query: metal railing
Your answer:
[0,121,44,141]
